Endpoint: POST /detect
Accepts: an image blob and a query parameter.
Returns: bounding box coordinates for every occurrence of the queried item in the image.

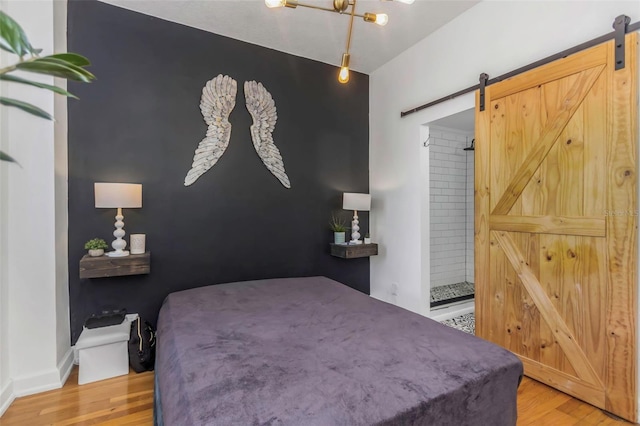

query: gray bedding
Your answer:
[156,277,522,425]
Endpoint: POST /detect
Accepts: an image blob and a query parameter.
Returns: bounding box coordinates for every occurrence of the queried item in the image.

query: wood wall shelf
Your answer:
[80,252,151,279]
[330,243,378,259]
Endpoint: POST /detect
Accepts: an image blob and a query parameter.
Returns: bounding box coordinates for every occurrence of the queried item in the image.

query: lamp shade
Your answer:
[94,183,142,208]
[343,193,371,211]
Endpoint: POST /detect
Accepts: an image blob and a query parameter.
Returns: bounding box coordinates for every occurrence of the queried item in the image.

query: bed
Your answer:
[155,276,523,425]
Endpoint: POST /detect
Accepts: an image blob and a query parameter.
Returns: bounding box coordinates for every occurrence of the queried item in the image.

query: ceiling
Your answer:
[429,108,475,133]
[99,0,479,73]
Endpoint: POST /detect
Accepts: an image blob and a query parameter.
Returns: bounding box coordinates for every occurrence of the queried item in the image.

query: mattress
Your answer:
[156,277,522,425]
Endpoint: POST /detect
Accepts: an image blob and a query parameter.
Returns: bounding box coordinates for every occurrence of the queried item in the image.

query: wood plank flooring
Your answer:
[0,368,153,425]
[0,368,636,425]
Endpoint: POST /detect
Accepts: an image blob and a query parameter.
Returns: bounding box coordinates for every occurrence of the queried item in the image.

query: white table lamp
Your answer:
[95,183,142,257]
[343,192,371,244]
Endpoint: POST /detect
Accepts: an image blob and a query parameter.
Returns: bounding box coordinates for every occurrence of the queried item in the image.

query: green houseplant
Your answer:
[84,238,108,257]
[330,213,348,244]
[0,11,95,163]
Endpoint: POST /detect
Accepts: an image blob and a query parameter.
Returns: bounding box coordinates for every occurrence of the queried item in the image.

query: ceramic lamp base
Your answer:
[106,250,130,257]
[108,208,129,258]
[351,213,361,242]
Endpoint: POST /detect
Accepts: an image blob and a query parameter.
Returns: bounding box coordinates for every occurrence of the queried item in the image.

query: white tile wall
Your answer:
[466,145,474,283]
[429,127,474,288]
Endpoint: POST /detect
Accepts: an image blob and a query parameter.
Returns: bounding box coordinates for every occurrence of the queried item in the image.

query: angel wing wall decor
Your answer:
[184,74,237,187]
[244,81,291,189]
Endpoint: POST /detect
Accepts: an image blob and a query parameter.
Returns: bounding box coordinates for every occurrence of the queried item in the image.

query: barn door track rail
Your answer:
[400,15,639,118]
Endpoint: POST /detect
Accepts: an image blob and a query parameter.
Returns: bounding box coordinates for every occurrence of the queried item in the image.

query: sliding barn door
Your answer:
[475,33,638,421]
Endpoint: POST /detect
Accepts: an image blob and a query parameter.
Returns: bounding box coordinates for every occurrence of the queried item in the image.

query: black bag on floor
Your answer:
[129,317,156,373]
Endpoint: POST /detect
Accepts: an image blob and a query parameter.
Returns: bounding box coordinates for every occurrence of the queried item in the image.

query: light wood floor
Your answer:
[0,368,636,425]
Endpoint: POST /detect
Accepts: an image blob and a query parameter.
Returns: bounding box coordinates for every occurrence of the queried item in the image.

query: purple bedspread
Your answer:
[157,277,522,425]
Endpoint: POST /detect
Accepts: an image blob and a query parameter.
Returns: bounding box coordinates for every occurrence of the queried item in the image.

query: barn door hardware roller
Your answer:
[479,73,489,111]
[613,14,631,70]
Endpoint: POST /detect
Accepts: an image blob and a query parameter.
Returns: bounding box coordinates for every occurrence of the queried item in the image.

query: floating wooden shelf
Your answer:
[80,252,151,279]
[330,243,378,259]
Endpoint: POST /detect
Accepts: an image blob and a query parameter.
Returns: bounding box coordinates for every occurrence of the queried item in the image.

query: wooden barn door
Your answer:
[475,33,638,421]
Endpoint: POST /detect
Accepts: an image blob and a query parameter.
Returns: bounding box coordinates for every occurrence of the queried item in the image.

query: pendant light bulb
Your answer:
[338,53,350,84]
[339,67,350,84]
[375,13,388,26]
[363,13,388,26]
[265,0,286,8]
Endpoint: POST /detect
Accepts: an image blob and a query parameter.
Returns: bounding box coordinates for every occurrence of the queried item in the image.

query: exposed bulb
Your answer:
[338,53,350,84]
[265,0,285,8]
[395,0,415,3]
[338,67,350,84]
[375,13,388,26]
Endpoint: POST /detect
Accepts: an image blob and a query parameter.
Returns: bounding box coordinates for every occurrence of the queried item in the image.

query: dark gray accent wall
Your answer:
[67,0,370,343]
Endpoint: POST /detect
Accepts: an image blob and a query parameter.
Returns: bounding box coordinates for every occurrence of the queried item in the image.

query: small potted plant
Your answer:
[84,238,108,257]
[330,213,348,244]
[364,233,371,244]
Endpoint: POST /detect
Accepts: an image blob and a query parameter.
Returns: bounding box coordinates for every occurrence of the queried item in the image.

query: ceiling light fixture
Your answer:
[265,0,413,83]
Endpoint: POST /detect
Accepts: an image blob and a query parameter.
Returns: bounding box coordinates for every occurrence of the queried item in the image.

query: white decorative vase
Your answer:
[334,232,346,244]
[88,249,104,257]
[364,237,371,244]
[130,234,146,255]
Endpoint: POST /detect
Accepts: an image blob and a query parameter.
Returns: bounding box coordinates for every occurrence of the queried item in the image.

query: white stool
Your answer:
[75,313,138,385]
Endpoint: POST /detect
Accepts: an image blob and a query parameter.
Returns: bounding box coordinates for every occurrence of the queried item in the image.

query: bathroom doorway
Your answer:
[427,108,475,329]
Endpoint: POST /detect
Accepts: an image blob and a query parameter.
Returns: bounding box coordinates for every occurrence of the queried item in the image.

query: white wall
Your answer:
[370,0,640,315]
[0,2,10,414]
[0,0,71,416]
[370,0,640,420]
[53,0,71,372]
[428,126,473,288]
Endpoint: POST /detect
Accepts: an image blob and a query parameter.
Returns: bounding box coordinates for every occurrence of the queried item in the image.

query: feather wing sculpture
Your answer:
[244,81,291,189]
[184,75,237,187]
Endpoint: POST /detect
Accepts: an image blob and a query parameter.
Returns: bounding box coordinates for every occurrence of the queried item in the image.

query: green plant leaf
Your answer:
[37,57,96,80]
[0,11,37,56]
[0,150,20,165]
[0,97,52,120]
[16,59,95,83]
[48,53,91,67]
[0,74,78,98]
[84,238,108,250]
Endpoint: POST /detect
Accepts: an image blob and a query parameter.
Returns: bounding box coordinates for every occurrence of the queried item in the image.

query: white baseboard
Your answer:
[0,379,15,417]
[0,348,73,417]
[58,347,74,385]
[12,368,61,397]
[429,300,475,322]
[10,347,74,399]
